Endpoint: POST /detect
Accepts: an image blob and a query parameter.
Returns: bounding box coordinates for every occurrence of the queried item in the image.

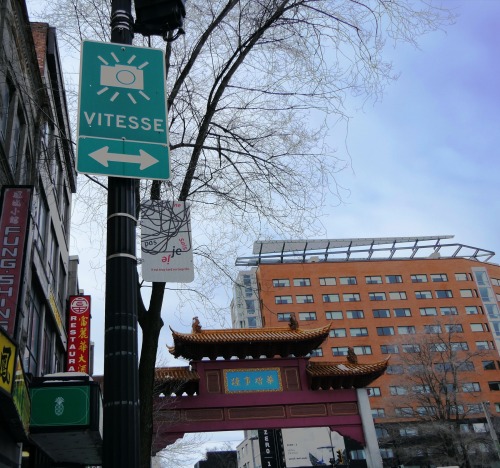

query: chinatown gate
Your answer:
[153,321,388,467]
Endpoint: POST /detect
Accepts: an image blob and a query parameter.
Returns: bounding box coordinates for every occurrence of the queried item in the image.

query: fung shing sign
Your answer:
[140,200,194,283]
[0,186,32,338]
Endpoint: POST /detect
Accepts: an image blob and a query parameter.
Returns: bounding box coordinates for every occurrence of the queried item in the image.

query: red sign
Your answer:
[66,295,91,373]
[0,187,32,338]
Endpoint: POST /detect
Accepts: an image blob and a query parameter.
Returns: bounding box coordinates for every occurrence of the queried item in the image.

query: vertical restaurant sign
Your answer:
[0,186,32,338]
[140,200,194,283]
[66,295,91,373]
[0,327,17,396]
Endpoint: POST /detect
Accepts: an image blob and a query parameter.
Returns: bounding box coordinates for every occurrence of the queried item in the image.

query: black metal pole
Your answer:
[103,1,141,466]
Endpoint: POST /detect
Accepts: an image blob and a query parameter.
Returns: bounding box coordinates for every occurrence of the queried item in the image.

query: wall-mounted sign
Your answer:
[30,386,90,427]
[223,368,282,394]
[66,296,91,373]
[140,200,194,282]
[0,327,17,395]
[13,355,30,435]
[0,186,32,338]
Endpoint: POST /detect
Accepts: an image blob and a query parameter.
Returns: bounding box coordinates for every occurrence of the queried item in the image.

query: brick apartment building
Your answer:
[233,236,500,467]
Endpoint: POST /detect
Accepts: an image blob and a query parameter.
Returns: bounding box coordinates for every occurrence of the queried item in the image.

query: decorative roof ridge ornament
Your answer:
[289,313,299,330]
[191,316,202,334]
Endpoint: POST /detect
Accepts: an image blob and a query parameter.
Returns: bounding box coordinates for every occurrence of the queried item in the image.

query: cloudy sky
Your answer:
[26,0,500,465]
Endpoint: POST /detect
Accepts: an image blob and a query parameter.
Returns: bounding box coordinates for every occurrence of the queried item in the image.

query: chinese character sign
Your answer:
[66,296,91,373]
[223,368,282,393]
[0,186,32,338]
[0,327,17,395]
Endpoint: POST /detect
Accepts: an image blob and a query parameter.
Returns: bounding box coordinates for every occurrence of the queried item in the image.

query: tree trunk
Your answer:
[138,282,166,468]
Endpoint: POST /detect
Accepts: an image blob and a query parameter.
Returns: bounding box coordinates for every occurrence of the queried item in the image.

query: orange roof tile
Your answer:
[168,325,331,360]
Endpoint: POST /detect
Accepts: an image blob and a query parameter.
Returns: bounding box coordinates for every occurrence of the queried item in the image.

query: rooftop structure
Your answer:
[236,235,495,266]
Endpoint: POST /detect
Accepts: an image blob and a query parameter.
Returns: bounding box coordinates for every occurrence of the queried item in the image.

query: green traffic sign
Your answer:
[77,40,169,179]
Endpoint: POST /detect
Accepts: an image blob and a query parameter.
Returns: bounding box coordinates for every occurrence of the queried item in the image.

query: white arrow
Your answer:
[89,146,159,170]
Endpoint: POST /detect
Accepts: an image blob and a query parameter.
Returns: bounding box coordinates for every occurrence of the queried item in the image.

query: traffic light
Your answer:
[134,0,186,39]
[336,449,344,464]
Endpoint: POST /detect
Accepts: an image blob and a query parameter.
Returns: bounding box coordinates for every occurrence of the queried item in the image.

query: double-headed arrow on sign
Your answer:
[89,146,158,170]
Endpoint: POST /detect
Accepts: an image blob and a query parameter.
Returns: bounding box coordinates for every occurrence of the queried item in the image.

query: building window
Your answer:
[277,313,292,321]
[492,278,500,286]
[440,307,458,316]
[445,324,463,333]
[273,279,290,287]
[450,342,469,351]
[431,273,448,282]
[275,295,292,304]
[376,427,389,438]
[386,275,403,284]
[462,382,480,392]
[326,311,343,320]
[373,309,390,318]
[483,360,498,370]
[369,292,386,301]
[319,277,336,286]
[350,327,368,337]
[371,408,385,418]
[293,278,311,287]
[350,450,367,460]
[377,326,395,336]
[402,344,420,353]
[381,344,399,354]
[323,294,340,303]
[488,382,500,391]
[296,294,314,304]
[411,274,427,283]
[245,299,256,314]
[416,406,435,417]
[460,289,474,298]
[299,312,317,321]
[471,323,488,332]
[424,324,442,334]
[386,365,404,374]
[398,325,416,335]
[420,307,437,316]
[366,387,381,397]
[343,293,360,302]
[389,291,407,300]
[435,290,453,298]
[394,308,411,317]
[415,290,432,299]
[353,345,372,355]
[390,386,407,395]
[346,310,364,319]
[330,328,346,338]
[476,341,494,350]
[455,273,468,281]
[332,347,349,356]
[395,407,414,417]
[413,385,431,394]
[457,361,475,371]
[309,348,323,357]
[365,276,382,284]
[465,306,480,315]
[430,343,447,352]
[340,276,357,285]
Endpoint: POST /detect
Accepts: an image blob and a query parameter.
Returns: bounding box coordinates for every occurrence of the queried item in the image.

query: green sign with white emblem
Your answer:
[30,386,90,426]
[77,40,169,179]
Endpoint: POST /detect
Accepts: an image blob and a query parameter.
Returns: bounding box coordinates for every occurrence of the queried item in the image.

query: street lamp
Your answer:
[134,0,186,40]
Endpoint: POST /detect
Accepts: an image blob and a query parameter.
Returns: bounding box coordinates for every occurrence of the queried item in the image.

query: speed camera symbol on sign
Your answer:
[97,53,150,104]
